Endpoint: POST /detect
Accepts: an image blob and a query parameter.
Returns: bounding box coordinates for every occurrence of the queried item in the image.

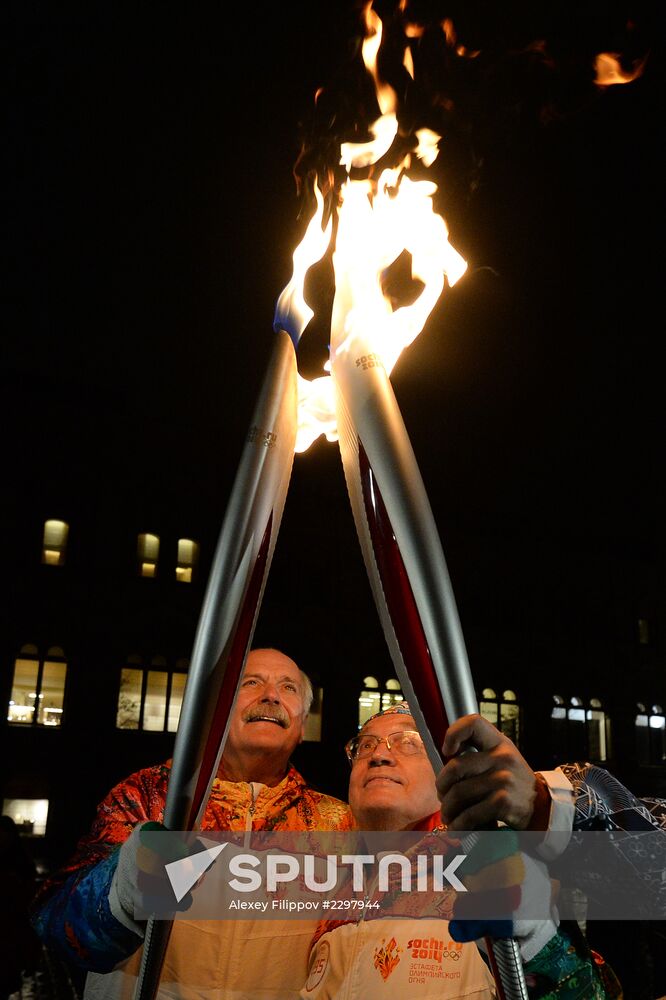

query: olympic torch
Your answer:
[134,328,297,1000]
[331,343,529,999]
[325,143,529,997]
[134,193,332,1000]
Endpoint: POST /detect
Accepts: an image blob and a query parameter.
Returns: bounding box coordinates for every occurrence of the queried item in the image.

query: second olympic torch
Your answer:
[331,339,529,1000]
[134,328,298,1000]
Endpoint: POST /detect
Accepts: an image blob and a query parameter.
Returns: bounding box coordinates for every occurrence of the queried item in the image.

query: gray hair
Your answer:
[299,670,314,716]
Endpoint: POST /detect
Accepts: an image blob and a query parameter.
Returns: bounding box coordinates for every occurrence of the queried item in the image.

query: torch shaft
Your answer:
[134,329,298,1000]
[332,349,529,1000]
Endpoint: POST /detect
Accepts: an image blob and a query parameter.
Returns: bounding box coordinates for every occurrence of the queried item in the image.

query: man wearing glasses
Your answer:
[300,702,619,999]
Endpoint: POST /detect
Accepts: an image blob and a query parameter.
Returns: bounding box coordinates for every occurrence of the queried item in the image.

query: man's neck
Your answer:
[217,748,291,787]
[356,809,439,832]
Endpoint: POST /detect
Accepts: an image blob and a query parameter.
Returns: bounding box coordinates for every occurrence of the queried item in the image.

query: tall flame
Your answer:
[594,52,647,87]
[275,2,467,454]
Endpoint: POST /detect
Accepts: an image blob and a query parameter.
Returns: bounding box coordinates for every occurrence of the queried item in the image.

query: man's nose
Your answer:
[259,682,281,703]
[368,739,396,765]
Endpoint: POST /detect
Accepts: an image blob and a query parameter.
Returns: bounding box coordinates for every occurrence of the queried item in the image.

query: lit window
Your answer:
[565,696,587,758]
[480,688,521,745]
[116,658,188,732]
[176,539,199,583]
[137,533,160,577]
[381,678,403,712]
[116,667,142,729]
[551,694,566,719]
[168,672,187,732]
[7,645,67,726]
[586,698,610,761]
[358,676,402,727]
[480,688,498,726]
[42,519,69,566]
[500,690,520,745]
[636,702,650,764]
[144,670,168,731]
[638,619,650,644]
[2,798,49,837]
[303,686,324,742]
[641,704,666,764]
[651,704,665,726]
[358,676,380,727]
[568,696,585,723]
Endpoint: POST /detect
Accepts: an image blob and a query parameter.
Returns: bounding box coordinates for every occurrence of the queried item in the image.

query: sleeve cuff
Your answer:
[535,768,575,860]
[109,869,146,938]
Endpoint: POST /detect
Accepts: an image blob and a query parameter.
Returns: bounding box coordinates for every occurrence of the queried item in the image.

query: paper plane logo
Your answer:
[165,841,228,902]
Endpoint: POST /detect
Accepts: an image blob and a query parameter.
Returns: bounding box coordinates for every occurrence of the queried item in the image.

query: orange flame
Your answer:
[594,52,647,87]
[276,2,467,453]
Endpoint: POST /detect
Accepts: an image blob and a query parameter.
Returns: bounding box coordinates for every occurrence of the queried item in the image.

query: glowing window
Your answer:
[176,539,199,583]
[38,660,67,726]
[638,619,650,644]
[358,689,381,726]
[358,677,402,728]
[479,688,520,745]
[116,668,142,729]
[2,798,49,837]
[635,703,650,763]
[167,673,187,733]
[480,689,498,726]
[42,519,69,566]
[500,690,520,745]
[116,661,188,732]
[7,646,67,726]
[137,533,160,578]
[586,698,610,761]
[303,686,324,742]
[568,696,585,723]
[381,678,404,712]
[647,705,666,763]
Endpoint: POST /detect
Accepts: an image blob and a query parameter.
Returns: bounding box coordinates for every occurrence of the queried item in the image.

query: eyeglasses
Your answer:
[345,730,425,764]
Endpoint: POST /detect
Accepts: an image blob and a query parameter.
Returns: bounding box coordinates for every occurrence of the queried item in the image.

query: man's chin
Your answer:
[242,727,299,752]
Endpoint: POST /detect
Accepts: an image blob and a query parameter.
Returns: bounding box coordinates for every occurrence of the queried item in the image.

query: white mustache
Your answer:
[244,708,289,728]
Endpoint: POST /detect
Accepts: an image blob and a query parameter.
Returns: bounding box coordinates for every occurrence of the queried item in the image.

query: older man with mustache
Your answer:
[32,648,352,1000]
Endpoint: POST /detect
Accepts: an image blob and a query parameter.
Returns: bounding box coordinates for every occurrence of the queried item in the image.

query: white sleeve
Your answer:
[536,768,574,860]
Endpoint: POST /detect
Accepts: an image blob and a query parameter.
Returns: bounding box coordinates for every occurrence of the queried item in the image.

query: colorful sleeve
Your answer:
[31,765,169,970]
[524,923,621,999]
[31,848,143,972]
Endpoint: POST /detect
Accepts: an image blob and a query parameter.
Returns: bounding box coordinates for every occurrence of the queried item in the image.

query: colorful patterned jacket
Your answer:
[31,761,352,973]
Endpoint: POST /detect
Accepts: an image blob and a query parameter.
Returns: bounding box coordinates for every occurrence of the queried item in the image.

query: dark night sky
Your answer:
[4,1,664,667]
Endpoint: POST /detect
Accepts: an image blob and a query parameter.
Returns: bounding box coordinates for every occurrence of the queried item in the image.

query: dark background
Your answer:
[3,0,664,855]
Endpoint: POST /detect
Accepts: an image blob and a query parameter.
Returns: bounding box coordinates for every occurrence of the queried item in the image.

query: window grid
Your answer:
[116,665,188,733]
[7,647,67,727]
[358,677,403,729]
[551,695,610,762]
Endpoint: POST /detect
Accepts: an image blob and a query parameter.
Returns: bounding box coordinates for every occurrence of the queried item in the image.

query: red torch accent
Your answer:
[358,443,450,749]
[188,512,273,825]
